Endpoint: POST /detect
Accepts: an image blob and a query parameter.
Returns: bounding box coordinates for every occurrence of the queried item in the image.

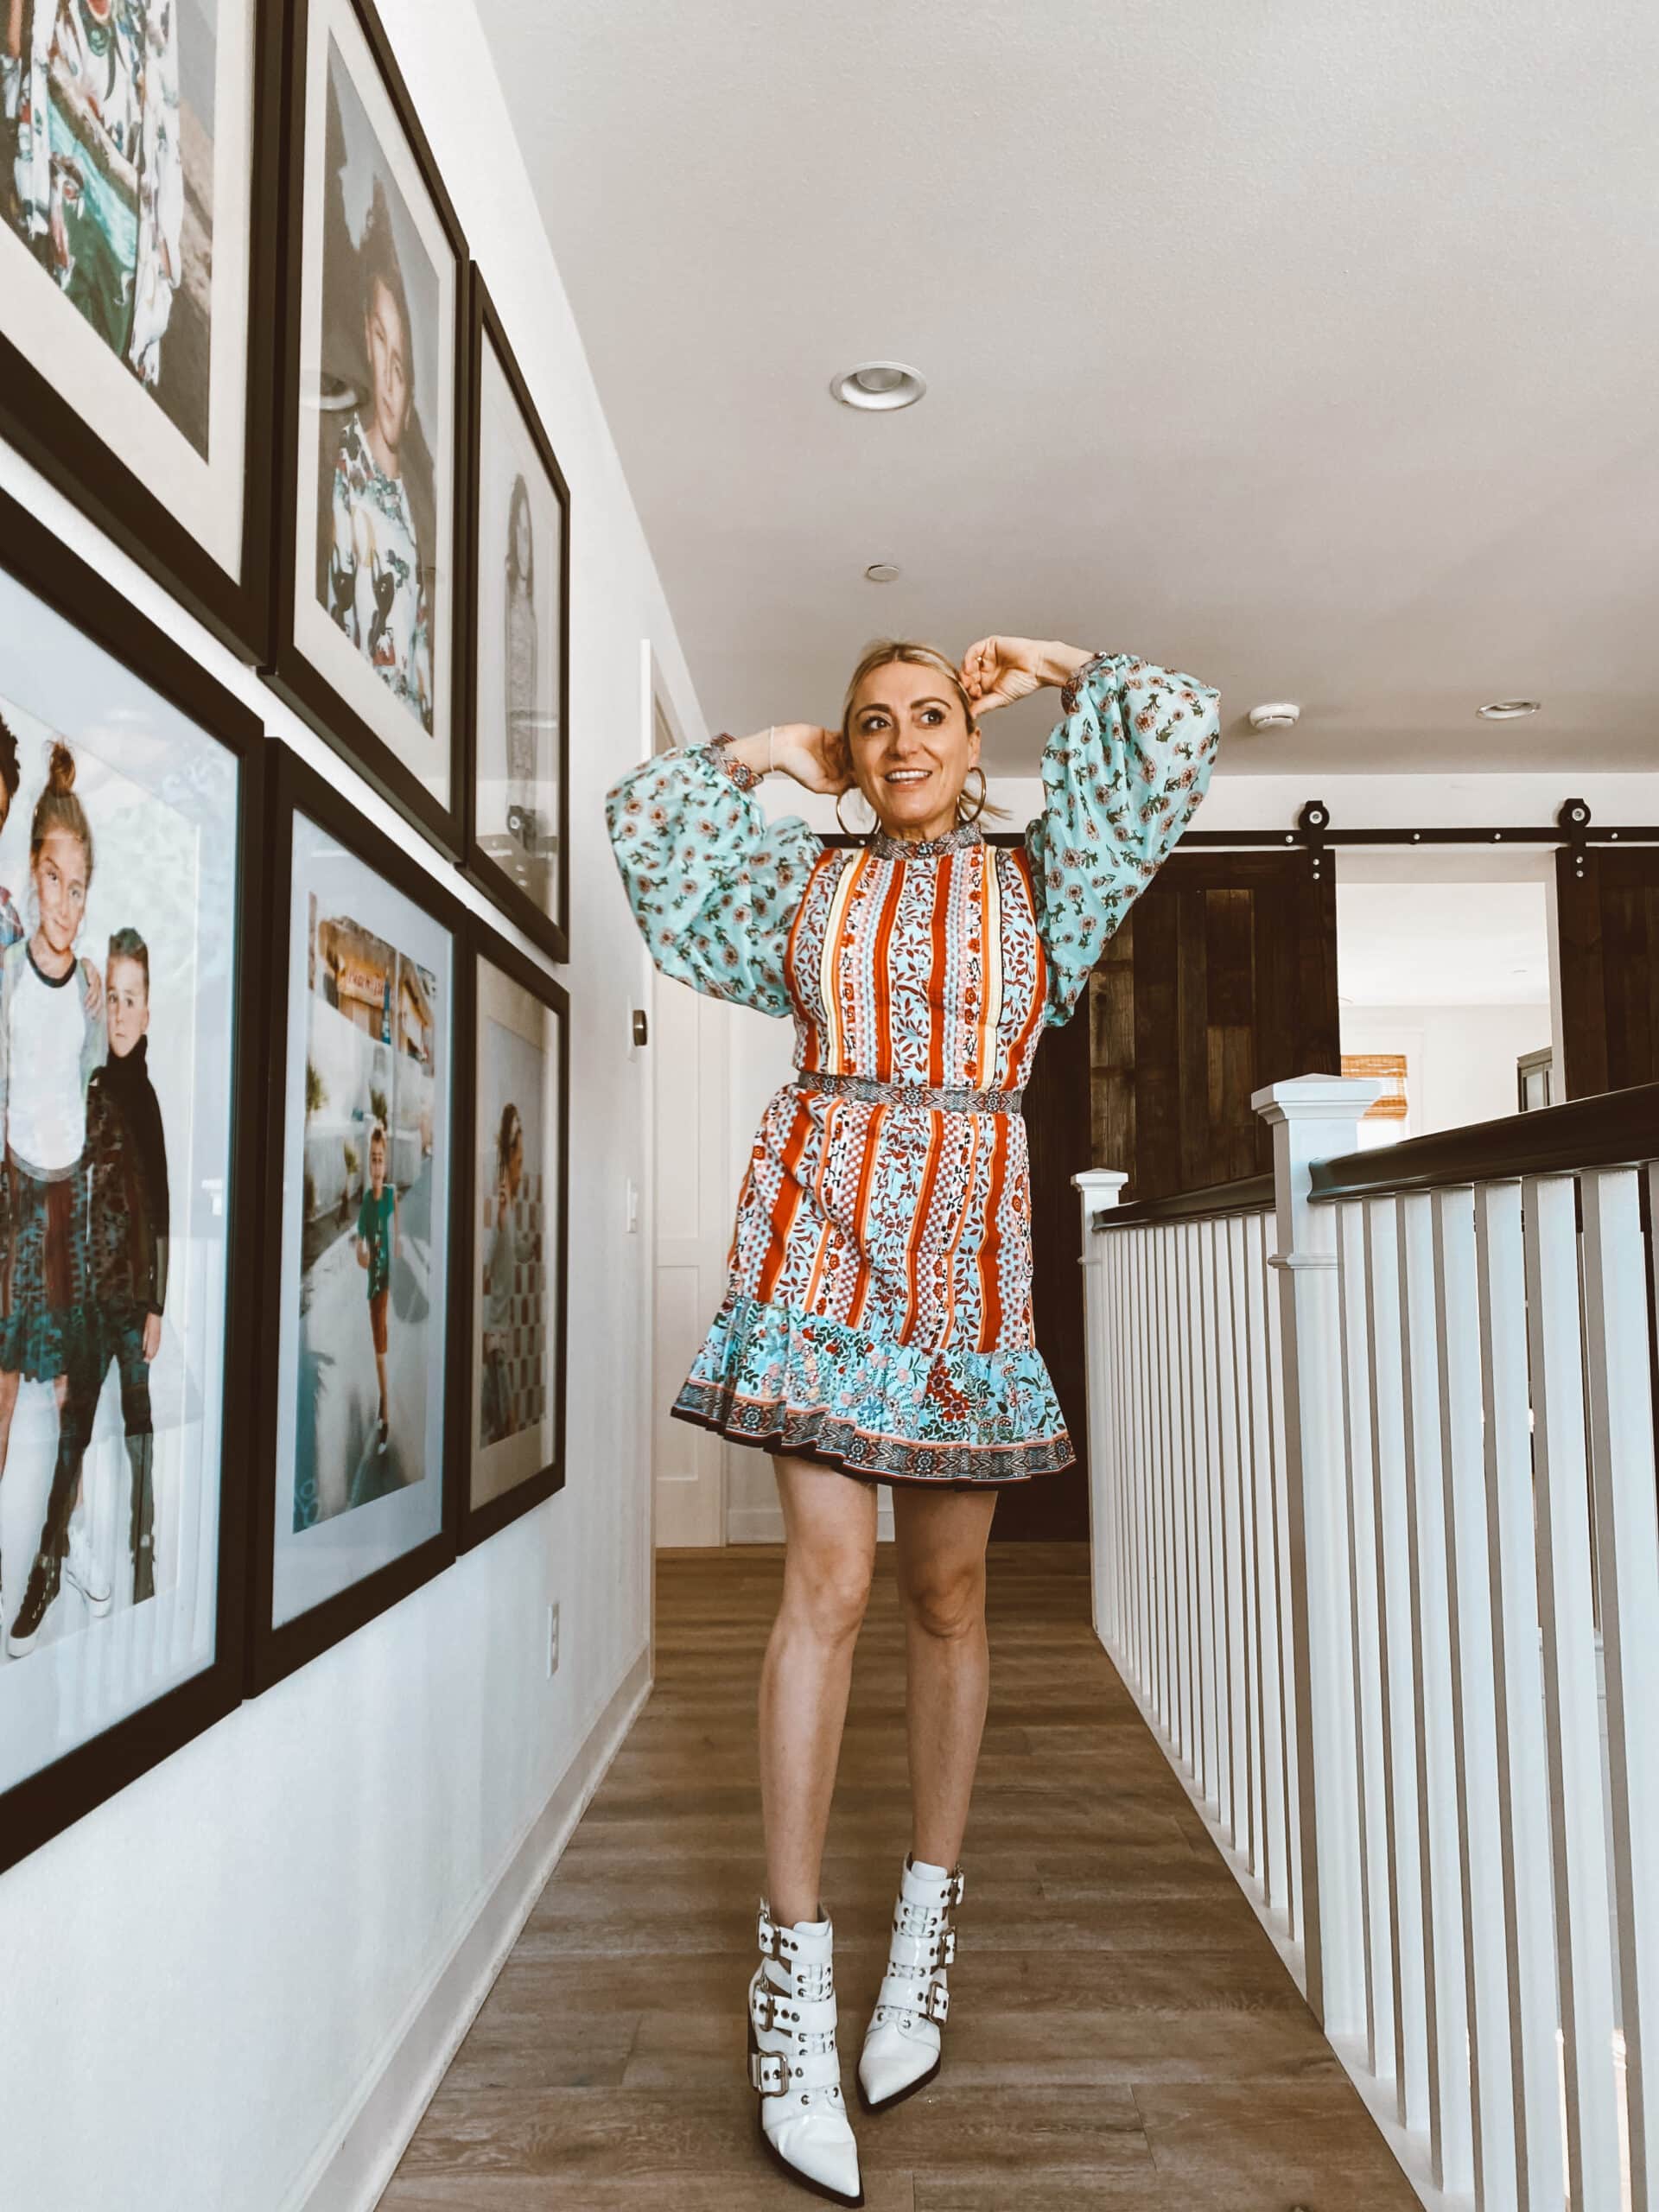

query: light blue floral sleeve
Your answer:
[606,746,823,1017]
[1027,651,1221,1025]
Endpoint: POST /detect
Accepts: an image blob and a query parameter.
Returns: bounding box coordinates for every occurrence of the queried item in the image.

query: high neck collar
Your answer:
[868,820,985,862]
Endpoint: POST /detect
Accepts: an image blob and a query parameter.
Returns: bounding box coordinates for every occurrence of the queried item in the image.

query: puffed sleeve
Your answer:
[1026,650,1221,1025]
[606,746,823,1017]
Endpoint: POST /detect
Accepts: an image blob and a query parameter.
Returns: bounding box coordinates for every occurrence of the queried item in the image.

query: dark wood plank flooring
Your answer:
[386,1542,1417,2210]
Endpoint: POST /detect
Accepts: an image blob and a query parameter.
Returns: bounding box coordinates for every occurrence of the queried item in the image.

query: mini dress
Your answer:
[607,650,1220,1484]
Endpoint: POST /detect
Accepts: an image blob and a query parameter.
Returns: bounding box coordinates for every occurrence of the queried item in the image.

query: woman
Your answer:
[607,632,1219,2206]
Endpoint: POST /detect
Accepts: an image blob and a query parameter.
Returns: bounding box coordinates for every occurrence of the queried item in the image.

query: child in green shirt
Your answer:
[354,1122,399,1454]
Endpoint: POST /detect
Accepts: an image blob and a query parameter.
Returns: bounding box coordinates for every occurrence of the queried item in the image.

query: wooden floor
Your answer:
[387,1542,1419,2210]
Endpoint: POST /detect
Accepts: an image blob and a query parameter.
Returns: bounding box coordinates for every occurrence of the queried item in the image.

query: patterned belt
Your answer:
[794,1071,1024,1116]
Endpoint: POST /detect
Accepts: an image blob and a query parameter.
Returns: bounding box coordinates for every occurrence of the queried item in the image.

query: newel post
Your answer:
[1074,1171,1128,1646]
[1252,1076,1379,2035]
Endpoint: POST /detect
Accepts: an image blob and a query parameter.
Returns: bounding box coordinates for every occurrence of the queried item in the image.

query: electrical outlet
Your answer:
[546,1601,560,1679]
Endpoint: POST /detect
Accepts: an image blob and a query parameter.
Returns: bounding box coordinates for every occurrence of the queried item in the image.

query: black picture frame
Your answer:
[462,274,573,963]
[0,0,284,663]
[248,743,466,1693]
[0,488,266,1876]
[268,0,473,860]
[455,913,569,1553]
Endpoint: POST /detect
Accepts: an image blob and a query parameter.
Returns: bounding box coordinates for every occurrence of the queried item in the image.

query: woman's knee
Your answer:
[783,1548,874,1646]
[900,1559,986,1642]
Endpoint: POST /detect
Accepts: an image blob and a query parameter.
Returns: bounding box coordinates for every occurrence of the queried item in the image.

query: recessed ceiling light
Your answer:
[1478,699,1541,720]
[1248,702,1300,730]
[830,361,926,411]
[865,563,901,583]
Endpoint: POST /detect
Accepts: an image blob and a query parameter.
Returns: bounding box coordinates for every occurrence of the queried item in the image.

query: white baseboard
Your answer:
[726,1500,895,1544]
[291,1644,653,2212]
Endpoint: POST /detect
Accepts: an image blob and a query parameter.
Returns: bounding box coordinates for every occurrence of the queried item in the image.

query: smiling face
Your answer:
[369,1130,387,1194]
[364,276,410,467]
[106,954,149,1058]
[847,658,981,842]
[34,826,88,963]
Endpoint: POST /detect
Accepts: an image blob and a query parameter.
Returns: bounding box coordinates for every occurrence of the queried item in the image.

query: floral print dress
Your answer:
[607,651,1221,1484]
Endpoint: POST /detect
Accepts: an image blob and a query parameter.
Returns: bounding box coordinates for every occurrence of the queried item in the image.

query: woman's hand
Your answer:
[723,724,849,793]
[959,637,1093,715]
[769,722,849,794]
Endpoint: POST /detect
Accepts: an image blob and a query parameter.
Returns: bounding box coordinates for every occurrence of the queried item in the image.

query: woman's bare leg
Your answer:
[892,1484,1000,1868]
[759,1455,879,1925]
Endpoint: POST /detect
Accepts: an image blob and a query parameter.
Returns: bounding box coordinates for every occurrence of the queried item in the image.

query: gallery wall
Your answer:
[0,3,702,2209]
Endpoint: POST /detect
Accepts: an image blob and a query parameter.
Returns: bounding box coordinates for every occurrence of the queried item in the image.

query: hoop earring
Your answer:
[836,786,874,839]
[957,766,988,824]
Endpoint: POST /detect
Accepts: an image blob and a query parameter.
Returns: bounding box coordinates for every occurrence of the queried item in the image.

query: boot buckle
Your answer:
[749,2050,786,2094]
[949,1867,966,1905]
[924,1981,950,2023]
[937,1927,957,1967]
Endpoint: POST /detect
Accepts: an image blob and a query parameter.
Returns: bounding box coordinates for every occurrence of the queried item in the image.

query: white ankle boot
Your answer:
[857,1854,963,2113]
[748,1902,863,2207]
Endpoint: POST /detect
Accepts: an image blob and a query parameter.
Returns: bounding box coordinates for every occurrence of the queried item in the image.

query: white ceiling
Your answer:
[1337,880,1551,1006]
[478,0,1657,778]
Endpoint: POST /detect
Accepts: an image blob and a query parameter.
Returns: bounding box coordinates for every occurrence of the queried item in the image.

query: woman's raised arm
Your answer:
[605,735,830,1017]
[1021,647,1221,1025]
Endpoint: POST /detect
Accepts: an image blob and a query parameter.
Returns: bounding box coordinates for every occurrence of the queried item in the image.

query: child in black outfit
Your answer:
[22,927,168,1631]
[87,928,168,1600]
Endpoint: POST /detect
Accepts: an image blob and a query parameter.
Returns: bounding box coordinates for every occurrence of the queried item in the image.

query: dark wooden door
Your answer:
[1001,848,1339,1542]
[1090,849,1340,1199]
[1556,848,1659,1096]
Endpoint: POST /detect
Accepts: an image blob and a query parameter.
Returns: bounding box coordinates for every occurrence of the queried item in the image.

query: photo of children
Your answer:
[473,327,563,931]
[1,0,219,456]
[0,612,238,1753]
[470,957,558,1516]
[313,32,438,740]
[291,893,437,1530]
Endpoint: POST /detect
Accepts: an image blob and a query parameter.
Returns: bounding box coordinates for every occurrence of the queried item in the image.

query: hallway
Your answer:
[385,1545,1419,2209]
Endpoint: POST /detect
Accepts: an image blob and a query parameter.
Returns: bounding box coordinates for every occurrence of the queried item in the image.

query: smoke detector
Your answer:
[1248,702,1300,731]
[1478,699,1541,720]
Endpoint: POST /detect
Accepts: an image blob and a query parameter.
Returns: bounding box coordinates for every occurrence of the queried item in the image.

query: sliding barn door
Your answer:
[1007,847,1339,1542]
[1088,849,1340,1199]
[1556,847,1659,1096]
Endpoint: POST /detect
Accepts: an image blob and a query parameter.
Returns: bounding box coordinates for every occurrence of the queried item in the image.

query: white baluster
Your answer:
[1580,1165,1659,2212]
[1337,1196,1392,2085]
[1398,1190,1473,2193]
[1523,1171,1622,2212]
[1365,1194,1429,2128]
[1245,1208,1291,1919]
[1226,1213,1262,1877]
[1475,1178,1567,2208]
[1433,1184,1520,2210]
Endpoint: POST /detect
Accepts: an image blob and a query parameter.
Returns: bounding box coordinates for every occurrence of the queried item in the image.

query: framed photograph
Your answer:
[270,0,468,856]
[464,276,570,962]
[458,917,566,1551]
[0,0,283,658]
[251,745,462,1689]
[0,486,264,1875]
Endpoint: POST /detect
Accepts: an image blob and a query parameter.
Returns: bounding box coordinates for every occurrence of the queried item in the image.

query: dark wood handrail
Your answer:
[1092,1171,1276,1231]
[1308,1082,1659,1205]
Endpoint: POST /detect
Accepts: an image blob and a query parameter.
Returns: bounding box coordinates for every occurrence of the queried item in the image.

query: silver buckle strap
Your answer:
[749,2050,785,2094]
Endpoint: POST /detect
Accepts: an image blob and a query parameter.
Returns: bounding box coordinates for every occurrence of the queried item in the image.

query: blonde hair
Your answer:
[837,639,1005,823]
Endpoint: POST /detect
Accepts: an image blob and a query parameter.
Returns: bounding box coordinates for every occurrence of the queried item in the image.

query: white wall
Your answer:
[0,5,703,2208]
[1340,1004,1553,1138]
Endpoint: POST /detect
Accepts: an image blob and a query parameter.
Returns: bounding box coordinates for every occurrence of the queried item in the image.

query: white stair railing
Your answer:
[1077,1077,1659,2212]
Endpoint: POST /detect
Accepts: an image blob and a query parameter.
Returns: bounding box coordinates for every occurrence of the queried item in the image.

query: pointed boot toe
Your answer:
[748,1904,863,2206]
[858,1854,963,2113]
